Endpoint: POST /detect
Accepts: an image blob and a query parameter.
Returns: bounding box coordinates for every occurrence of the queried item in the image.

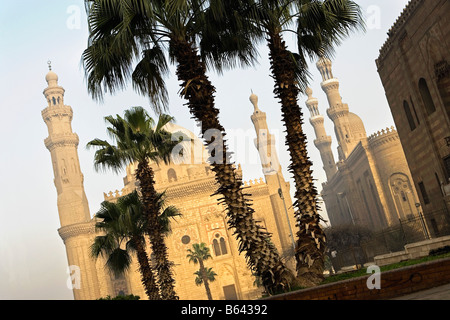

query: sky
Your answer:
[0,0,410,300]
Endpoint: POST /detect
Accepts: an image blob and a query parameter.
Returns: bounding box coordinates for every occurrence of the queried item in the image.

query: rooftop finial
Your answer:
[48,60,52,71]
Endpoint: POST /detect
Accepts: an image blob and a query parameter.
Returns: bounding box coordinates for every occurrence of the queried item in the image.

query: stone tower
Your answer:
[305,87,337,181]
[249,93,296,253]
[317,58,366,160]
[42,65,101,300]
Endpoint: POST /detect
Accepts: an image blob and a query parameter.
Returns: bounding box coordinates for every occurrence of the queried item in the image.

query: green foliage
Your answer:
[194,267,217,286]
[186,243,213,264]
[322,252,450,285]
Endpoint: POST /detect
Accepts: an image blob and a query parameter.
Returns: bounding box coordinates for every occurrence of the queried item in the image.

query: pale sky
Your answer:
[0,0,410,299]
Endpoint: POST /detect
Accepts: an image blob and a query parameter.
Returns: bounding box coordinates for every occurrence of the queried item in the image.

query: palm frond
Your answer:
[106,247,132,277]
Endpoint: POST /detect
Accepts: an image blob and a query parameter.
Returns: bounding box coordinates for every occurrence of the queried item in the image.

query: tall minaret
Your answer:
[42,63,101,300]
[317,57,358,160]
[42,63,91,226]
[305,88,337,181]
[250,93,296,254]
[250,93,282,176]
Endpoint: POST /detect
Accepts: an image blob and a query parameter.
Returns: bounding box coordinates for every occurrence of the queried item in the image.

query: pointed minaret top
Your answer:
[306,87,313,99]
[250,92,260,112]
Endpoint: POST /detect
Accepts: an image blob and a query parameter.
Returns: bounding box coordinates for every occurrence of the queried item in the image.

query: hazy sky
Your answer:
[0,0,410,299]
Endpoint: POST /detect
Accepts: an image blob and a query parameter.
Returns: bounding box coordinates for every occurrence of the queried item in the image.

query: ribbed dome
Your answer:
[348,112,367,140]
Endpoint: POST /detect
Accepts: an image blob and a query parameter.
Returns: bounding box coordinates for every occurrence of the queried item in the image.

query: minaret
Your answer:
[250,93,296,254]
[42,63,101,300]
[305,88,337,181]
[317,57,358,160]
[250,93,282,176]
[42,63,91,226]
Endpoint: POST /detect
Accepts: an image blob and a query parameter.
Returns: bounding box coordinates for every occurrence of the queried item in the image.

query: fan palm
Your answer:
[194,268,217,287]
[186,243,215,300]
[91,191,161,300]
[92,190,181,299]
[82,0,294,294]
[244,0,364,286]
[87,107,182,300]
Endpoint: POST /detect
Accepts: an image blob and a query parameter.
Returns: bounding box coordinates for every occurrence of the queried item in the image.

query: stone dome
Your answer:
[348,112,367,140]
[46,70,58,83]
[162,122,207,165]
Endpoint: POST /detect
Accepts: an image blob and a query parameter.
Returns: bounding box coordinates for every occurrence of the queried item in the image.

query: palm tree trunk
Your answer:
[133,236,161,300]
[267,32,326,287]
[170,38,295,294]
[198,260,213,300]
[135,160,178,300]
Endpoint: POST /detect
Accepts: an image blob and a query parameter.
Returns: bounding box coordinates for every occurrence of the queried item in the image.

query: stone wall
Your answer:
[264,257,450,300]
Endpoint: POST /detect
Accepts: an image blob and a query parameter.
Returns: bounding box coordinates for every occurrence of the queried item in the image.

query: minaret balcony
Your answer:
[42,105,73,123]
[45,133,80,151]
[320,79,340,93]
[327,104,350,121]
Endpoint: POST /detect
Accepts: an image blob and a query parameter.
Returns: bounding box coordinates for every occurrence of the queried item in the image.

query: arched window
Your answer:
[212,233,228,257]
[220,237,228,255]
[167,168,177,182]
[213,239,221,256]
[52,97,57,105]
[403,100,416,131]
[419,78,437,115]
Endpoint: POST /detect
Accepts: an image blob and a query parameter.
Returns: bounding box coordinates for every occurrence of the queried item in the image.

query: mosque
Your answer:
[41,67,297,300]
[306,58,421,230]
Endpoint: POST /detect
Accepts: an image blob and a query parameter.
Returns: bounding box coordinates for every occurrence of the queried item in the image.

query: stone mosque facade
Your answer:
[41,69,297,300]
[306,58,421,230]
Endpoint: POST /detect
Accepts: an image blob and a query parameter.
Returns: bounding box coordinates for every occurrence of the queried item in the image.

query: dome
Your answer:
[162,122,207,165]
[348,112,367,140]
[46,70,58,82]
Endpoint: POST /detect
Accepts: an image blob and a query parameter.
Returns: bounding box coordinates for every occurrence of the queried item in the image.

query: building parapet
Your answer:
[368,127,399,149]
[377,0,423,63]
[243,177,265,187]
[104,176,267,203]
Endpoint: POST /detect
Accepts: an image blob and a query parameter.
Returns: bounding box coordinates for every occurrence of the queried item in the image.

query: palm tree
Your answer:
[87,107,182,300]
[187,243,215,300]
[194,268,217,289]
[244,0,364,286]
[82,0,294,294]
[91,191,161,300]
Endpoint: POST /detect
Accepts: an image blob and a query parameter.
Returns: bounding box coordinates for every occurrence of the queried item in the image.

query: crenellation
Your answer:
[378,0,423,62]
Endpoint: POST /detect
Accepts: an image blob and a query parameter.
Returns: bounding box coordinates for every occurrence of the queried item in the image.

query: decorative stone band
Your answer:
[42,105,73,123]
[58,221,96,243]
[320,79,340,94]
[45,133,80,151]
[43,86,65,97]
[310,116,325,126]
[327,104,350,121]
[314,136,333,148]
